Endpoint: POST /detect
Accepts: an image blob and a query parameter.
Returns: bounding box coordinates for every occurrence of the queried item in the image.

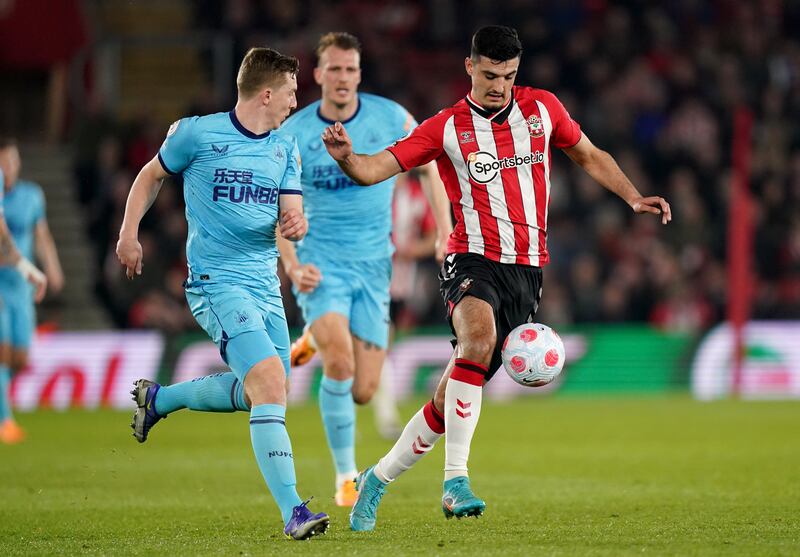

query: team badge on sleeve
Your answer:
[167,120,180,137]
[527,115,544,138]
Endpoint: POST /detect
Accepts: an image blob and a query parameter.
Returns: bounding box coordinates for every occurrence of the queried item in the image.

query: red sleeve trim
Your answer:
[386,146,409,172]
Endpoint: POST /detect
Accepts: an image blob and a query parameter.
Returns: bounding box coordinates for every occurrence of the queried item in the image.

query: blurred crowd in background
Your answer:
[6,0,800,334]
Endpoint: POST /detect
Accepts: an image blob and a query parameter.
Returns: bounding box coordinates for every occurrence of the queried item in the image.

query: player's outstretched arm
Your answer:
[322,122,403,186]
[417,160,453,264]
[35,218,64,294]
[117,155,169,279]
[563,133,672,225]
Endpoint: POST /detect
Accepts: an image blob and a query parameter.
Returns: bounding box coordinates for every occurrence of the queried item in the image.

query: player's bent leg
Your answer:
[130,372,249,443]
[311,313,360,504]
[349,355,456,531]
[351,336,384,405]
[0,363,25,445]
[439,296,494,518]
[0,295,20,443]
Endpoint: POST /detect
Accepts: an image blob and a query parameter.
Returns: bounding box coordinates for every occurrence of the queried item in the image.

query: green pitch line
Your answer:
[1,396,798,556]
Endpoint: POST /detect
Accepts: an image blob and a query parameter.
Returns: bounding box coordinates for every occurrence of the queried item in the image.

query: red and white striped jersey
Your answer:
[387,86,581,266]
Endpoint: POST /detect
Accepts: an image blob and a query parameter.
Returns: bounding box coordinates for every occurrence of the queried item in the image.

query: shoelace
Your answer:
[293,497,314,520]
[361,482,384,514]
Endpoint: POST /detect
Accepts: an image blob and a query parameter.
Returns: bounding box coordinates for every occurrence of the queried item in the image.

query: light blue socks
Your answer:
[154,372,248,415]
[319,376,357,481]
[0,366,12,422]
[249,403,302,524]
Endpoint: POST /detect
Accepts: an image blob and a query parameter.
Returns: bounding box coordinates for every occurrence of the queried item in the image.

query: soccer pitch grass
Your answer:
[1,396,798,556]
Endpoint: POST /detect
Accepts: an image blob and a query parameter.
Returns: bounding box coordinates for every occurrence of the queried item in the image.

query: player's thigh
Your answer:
[350,256,391,350]
[224,329,282,380]
[185,283,275,378]
[259,298,291,375]
[351,336,386,404]
[310,312,355,379]
[451,297,497,363]
[8,300,35,370]
[440,254,501,365]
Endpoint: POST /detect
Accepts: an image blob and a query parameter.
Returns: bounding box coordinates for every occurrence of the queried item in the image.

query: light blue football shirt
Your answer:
[280,93,415,261]
[158,110,302,290]
[0,180,45,291]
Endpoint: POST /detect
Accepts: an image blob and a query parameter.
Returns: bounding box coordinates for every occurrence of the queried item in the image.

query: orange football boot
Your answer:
[0,419,26,444]
[335,479,358,507]
[290,328,317,367]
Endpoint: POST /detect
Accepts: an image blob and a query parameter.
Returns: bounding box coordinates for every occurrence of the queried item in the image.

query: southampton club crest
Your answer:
[527,115,544,138]
[459,131,475,144]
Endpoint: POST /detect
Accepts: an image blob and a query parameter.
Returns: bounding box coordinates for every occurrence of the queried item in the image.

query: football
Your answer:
[501,323,566,386]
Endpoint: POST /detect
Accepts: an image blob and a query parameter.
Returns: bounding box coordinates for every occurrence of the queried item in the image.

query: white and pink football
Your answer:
[501,323,565,387]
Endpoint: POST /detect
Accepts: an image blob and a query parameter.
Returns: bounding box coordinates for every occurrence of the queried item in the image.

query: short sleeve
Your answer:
[158,117,199,175]
[386,113,446,171]
[543,91,582,149]
[32,186,46,223]
[279,139,302,195]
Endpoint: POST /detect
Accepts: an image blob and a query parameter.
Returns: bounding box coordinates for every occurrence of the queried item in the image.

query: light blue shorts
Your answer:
[0,287,35,349]
[295,255,392,349]
[185,282,290,380]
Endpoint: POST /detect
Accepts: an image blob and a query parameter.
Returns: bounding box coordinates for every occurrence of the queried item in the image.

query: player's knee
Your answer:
[243,358,287,405]
[321,350,355,380]
[352,380,378,405]
[459,334,496,365]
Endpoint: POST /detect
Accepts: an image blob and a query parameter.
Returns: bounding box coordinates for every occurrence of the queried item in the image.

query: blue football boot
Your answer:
[349,466,387,531]
[130,379,165,443]
[442,476,486,519]
[283,499,329,540]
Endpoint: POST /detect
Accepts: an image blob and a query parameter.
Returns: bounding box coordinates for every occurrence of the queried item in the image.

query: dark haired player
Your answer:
[321,26,671,530]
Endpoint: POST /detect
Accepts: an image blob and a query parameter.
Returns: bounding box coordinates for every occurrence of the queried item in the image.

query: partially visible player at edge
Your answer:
[321,26,672,531]
[277,32,452,507]
[0,138,49,445]
[116,48,329,540]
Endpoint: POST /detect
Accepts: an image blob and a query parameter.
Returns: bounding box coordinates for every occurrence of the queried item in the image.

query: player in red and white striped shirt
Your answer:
[322,26,671,530]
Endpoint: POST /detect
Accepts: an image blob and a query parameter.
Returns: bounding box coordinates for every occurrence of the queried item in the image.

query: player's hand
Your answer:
[16,258,47,302]
[288,263,322,293]
[116,236,143,279]
[280,208,307,241]
[631,196,672,225]
[47,267,65,295]
[321,121,353,161]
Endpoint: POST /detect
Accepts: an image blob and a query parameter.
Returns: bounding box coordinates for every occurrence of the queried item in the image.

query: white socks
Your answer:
[374,400,445,483]
[443,359,486,480]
